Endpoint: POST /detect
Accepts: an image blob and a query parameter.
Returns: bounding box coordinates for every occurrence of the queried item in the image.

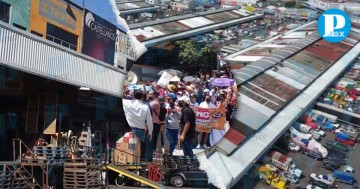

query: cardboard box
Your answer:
[114,132,141,164]
[114,148,141,164]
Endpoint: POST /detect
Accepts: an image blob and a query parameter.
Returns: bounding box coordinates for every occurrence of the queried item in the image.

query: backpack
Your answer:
[157,104,167,122]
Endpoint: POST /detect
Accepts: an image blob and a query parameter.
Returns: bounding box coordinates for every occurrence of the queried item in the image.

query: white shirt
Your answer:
[199,101,216,108]
[123,99,153,134]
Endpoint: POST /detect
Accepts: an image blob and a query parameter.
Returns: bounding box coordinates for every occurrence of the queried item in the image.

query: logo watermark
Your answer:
[317,9,351,43]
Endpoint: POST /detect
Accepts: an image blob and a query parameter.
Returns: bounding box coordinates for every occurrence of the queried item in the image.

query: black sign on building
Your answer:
[82,9,117,64]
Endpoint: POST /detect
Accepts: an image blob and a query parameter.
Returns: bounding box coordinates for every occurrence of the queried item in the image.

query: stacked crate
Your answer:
[12,177,28,189]
[0,170,12,189]
[113,132,141,165]
[63,162,101,189]
[33,146,70,164]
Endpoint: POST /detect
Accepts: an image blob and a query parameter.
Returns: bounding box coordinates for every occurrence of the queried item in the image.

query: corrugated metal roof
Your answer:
[234,32,320,86]
[0,22,126,97]
[129,7,237,29]
[132,9,257,42]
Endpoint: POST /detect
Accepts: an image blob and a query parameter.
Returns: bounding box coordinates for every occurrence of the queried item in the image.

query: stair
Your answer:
[107,164,160,189]
[0,161,42,189]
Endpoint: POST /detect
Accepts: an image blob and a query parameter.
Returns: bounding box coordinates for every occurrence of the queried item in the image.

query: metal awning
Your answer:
[0,22,126,97]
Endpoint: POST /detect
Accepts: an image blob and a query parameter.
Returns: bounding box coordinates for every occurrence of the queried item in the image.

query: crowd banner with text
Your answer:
[191,104,226,133]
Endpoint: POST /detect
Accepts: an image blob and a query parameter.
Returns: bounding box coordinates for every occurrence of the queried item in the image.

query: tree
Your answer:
[175,40,217,75]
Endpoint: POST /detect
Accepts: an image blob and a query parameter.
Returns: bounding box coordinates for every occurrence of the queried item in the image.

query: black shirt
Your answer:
[180,106,196,139]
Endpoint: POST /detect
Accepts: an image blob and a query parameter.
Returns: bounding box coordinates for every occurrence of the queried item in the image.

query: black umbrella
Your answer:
[158,69,184,77]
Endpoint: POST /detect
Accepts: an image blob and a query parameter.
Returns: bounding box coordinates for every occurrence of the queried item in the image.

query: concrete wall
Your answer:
[2,0,30,30]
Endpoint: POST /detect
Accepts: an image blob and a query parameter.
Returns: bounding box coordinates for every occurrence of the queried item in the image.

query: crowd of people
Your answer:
[122,67,238,160]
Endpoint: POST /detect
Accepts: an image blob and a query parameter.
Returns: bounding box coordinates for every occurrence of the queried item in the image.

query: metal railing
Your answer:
[46,34,77,51]
[12,138,50,189]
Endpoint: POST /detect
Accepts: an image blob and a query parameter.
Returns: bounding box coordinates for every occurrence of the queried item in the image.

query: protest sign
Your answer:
[157,71,173,88]
[191,104,226,133]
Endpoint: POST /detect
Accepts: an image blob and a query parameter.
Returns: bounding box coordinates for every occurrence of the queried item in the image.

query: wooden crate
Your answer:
[63,162,102,189]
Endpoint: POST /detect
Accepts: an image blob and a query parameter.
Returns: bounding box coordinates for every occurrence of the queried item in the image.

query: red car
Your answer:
[335,137,355,146]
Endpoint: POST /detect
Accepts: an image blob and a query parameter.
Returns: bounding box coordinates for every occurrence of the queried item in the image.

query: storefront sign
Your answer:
[38,0,77,30]
[192,105,226,133]
[116,30,138,61]
[82,9,117,64]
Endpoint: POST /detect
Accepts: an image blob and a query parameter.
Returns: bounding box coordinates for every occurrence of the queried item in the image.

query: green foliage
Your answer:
[175,40,217,74]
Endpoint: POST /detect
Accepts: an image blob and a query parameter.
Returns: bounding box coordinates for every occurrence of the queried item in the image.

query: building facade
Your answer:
[29,0,83,52]
[0,0,30,30]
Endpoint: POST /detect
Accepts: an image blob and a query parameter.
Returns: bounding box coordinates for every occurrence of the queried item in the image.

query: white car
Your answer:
[332,122,340,129]
[314,129,326,136]
[281,172,299,184]
[343,165,354,173]
[306,184,323,189]
[335,128,346,134]
[288,141,301,152]
[310,173,334,186]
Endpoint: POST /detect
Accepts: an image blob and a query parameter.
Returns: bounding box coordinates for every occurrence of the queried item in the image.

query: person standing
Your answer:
[165,99,180,156]
[209,96,227,147]
[123,90,153,161]
[148,91,161,151]
[178,96,196,156]
[190,94,199,107]
[197,95,215,149]
[156,97,169,155]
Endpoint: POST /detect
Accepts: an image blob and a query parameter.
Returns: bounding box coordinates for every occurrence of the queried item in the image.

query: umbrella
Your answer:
[128,85,153,91]
[183,76,195,82]
[211,78,235,87]
[183,76,201,82]
[170,76,180,82]
[158,69,184,77]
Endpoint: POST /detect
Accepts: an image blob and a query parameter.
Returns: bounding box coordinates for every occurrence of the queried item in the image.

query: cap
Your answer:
[178,96,191,104]
[177,91,183,95]
[204,89,210,93]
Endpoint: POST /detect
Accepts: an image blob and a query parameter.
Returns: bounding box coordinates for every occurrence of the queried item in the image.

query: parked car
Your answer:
[310,173,335,188]
[323,158,341,165]
[335,128,346,134]
[335,133,355,146]
[288,141,301,152]
[304,150,322,160]
[314,129,326,136]
[310,130,321,140]
[321,122,335,132]
[325,140,349,152]
[333,170,356,185]
[322,162,340,171]
[282,171,299,184]
[343,165,354,174]
[306,184,323,189]
[164,165,208,187]
[325,156,347,165]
